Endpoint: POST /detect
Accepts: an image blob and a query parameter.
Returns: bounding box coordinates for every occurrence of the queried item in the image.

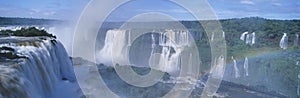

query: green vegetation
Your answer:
[0,17,62,25]
[180,17,300,48]
[0,27,56,38]
[180,17,300,96]
[219,17,300,90]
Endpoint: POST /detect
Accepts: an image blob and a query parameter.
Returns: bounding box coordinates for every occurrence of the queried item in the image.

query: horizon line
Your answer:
[1,16,300,22]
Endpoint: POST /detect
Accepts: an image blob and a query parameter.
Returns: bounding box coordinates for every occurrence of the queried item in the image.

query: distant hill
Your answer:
[0,17,63,26]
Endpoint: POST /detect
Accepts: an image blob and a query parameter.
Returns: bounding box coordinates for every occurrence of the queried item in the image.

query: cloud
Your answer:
[29,9,40,15]
[271,3,282,6]
[43,11,56,16]
[30,8,39,12]
[240,0,255,5]
[137,9,188,14]
[0,8,9,11]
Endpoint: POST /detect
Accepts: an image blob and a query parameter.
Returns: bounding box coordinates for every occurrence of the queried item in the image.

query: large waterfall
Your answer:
[0,37,75,98]
[156,30,189,74]
[96,29,128,65]
[97,29,190,74]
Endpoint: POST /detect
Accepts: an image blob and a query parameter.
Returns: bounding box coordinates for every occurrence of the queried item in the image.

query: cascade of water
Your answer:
[155,30,190,74]
[240,32,248,41]
[231,56,240,78]
[245,33,252,45]
[112,30,129,64]
[97,29,190,74]
[280,33,288,49]
[151,33,156,55]
[0,38,74,97]
[222,31,225,38]
[97,30,128,65]
[251,32,255,45]
[151,33,155,49]
[211,32,214,41]
[244,57,249,77]
[294,34,299,46]
[243,32,255,45]
[127,30,131,46]
[211,55,225,78]
[159,46,172,71]
[159,32,167,46]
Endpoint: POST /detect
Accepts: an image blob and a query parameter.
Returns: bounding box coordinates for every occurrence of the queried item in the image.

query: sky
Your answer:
[0,0,299,20]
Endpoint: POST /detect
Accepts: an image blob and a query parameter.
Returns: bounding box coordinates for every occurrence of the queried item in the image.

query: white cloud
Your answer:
[137,9,188,14]
[30,9,40,13]
[43,11,56,16]
[0,8,8,11]
[272,3,282,6]
[240,0,255,5]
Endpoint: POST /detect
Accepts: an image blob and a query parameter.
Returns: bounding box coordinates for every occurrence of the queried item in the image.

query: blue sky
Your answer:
[0,0,299,20]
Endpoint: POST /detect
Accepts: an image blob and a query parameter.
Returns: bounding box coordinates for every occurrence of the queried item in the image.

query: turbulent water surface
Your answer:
[0,36,81,98]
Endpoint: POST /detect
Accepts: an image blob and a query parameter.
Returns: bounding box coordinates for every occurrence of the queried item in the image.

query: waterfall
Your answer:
[97,29,128,65]
[222,31,225,38]
[127,30,131,46]
[150,32,156,56]
[244,57,249,77]
[156,30,189,74]
[294,34,299,47]
[211,55,225,78]
[211,32,214,41]
[245,32,255,46]
[245,33,252,45]
[280,33,288,49]
[240,32,248,41]
[97,29,190,74]
[231,56,240,78]
[251,32,255,45]
[0,37,75,98]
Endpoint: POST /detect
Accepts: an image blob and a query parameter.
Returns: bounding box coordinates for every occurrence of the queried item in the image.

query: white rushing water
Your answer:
[0,25,75,54]
[211,32,214,41]
[245,33,251,45]
[251,32,255,45]
[211,55,225,78]
[0,37,76,98]
[240,32,248,41]
[157,30,189,74]
[96,29,128,65]
[240,32,255,45]
[280,33,288,49]
[222,31,225,38]
[151,32,155,50]
[244,57,249,77]
[231,56,240,78]
[97,29,190,74]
